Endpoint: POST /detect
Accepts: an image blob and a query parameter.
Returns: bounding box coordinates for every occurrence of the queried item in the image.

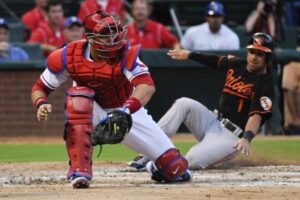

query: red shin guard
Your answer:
[65,87,95,180]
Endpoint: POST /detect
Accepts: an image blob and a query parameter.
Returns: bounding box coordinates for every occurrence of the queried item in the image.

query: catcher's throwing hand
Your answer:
[233,138,252,157]
[92,110,132,145]
[167,49,191,60]
[37,104,52,122]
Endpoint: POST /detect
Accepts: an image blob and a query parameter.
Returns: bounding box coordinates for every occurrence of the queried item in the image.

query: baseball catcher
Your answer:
[31,10,192,189]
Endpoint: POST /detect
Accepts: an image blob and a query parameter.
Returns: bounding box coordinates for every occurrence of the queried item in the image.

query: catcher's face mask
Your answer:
[85,16,128,60]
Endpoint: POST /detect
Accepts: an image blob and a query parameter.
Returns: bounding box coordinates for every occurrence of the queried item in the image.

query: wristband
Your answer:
[243,130,255,143]
[34,97,47,109]
[123,97,142,114]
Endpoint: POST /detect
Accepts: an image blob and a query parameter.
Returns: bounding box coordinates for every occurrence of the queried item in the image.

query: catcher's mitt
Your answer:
[92,110,132,145]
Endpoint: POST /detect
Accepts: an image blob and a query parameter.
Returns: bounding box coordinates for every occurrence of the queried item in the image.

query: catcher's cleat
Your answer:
[71,177,90,189]
[127,155,149,171]
[67,172,92,189]
[146,161,193,183]
[174,169,193,183]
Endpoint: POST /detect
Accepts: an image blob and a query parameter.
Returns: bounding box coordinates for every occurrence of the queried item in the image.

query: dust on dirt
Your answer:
[0,162,299,200]
[0,135,299,200]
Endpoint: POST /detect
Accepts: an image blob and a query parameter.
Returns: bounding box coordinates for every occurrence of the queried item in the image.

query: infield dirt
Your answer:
[0,135,299,200]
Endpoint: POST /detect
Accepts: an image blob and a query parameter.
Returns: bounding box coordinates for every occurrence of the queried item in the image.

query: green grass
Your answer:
[0,140,299,163]
[252,140,300,161]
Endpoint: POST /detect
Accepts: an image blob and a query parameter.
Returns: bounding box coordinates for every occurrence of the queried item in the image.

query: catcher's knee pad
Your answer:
[65,87,95,180]
[151,148,188,182]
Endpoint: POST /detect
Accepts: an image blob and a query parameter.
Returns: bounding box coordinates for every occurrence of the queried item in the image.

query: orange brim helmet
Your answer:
[246,32,273,53]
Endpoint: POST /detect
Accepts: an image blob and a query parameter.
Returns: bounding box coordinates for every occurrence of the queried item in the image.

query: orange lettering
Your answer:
[224,69,254,98]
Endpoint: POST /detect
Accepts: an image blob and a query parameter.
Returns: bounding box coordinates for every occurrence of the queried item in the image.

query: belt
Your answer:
[213,110,243,137]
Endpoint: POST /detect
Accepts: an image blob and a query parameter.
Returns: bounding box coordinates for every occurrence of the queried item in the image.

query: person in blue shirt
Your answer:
[63,16,84,45]
[0,18,29,62]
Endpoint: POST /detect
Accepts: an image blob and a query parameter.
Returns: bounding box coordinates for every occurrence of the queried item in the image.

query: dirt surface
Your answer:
[0,135,299,200]
[0,162,299,200]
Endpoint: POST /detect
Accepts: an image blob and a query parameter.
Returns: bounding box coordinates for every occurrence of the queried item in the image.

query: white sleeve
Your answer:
[228,34,240,50]
[40,68,68,90]
[124,57,150,82]
[180,30,193,50]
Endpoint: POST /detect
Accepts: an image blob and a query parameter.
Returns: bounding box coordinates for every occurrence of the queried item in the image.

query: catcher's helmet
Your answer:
[246,32,273,53]
[84,10,128,61]
[205,1,225,16]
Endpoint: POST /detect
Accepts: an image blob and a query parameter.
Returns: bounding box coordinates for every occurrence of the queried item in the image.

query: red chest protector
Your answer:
[64,40,140,108]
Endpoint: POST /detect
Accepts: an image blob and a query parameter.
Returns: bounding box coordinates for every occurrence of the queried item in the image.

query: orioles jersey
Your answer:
[190,53,274,129]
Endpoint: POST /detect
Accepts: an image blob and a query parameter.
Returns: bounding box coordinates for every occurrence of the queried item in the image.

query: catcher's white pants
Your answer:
[92,102,175,161]
[158,97,240,169]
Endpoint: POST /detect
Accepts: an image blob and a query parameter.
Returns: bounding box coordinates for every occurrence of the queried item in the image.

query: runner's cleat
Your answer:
[127,155,149,171]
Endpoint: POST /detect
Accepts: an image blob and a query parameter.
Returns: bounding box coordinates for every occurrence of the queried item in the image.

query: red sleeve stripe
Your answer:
[131,74,155,87]
[32,78,53,96]
[129,71,150,82]
[40,74,56,90]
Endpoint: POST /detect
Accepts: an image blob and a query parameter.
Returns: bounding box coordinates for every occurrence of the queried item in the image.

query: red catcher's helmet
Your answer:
[246,32,273,53]
[84,10,128,61]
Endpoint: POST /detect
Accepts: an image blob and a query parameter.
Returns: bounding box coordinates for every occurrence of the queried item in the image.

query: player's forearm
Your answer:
[31,90,46,102]
[242,114,262,143]
[31,78,53,109]
[189,52,220,68]
[122,84,155,114]
[244,114,262,135]
[31,91,47,108]
[131,84,155,106]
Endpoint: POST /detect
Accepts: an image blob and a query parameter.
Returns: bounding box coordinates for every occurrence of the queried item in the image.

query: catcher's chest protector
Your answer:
[65,87,95,180]
[65,41,133,108]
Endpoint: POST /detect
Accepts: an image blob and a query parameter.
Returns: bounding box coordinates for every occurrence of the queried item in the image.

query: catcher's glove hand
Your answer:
[92,110,132,145]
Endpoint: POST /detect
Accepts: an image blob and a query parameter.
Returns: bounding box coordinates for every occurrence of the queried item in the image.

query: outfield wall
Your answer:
[1,50,299,136]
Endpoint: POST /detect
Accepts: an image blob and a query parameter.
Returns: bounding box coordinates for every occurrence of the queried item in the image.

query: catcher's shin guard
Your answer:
[65,87,95,183]
[147,148,191,183]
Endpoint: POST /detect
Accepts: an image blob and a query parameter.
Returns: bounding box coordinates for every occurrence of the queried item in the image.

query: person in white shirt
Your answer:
[181,1,240,50]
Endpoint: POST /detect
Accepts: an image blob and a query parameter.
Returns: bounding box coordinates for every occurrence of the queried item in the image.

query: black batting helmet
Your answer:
[246,32,273,53]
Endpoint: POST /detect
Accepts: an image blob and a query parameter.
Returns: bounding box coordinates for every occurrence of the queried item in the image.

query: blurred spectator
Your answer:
[28,0,65,57]
[63,16,84,45]
[0,19,29,62]
[22,0,48,35]
[181,1,240,50]
[127,0,179,49]
[245,0,285,46]
[78,0,125,22]
[285,0,300,26]
[281,32,300,135]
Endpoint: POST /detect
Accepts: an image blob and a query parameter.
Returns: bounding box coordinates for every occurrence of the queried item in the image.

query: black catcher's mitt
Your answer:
[92,110,132,145]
